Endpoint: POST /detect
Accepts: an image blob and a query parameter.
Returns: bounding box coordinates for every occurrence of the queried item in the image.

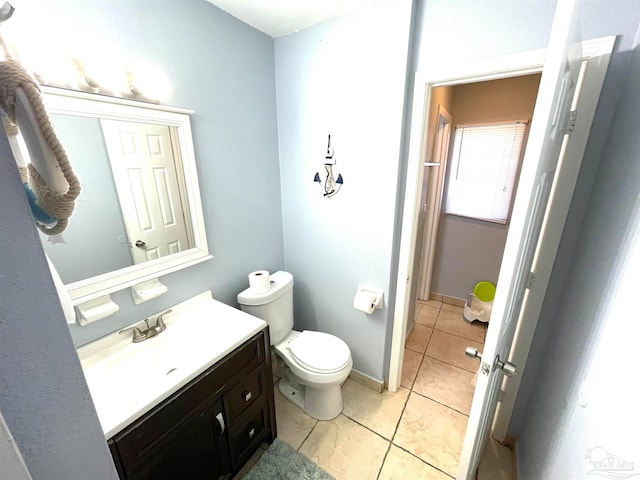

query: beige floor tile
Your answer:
[401,349,424,388]
[414,303,424,319]
[406,325,433,353]
[416,305,439,328]
[478,438,516,480]
[273,385,317,450]
[435,309,486,343]
[426,330,483,373]
[379,445,452,480]
[394,393,467,476]
[299,414,389,480]
[342,380,410,439]
[441,302,464,314]
[413,356,475,415]
[422,299,443,308]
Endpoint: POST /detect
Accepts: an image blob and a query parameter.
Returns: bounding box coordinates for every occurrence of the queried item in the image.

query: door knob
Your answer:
[496,357,517,377]
[465,347,482,360]
[135,240,146,248]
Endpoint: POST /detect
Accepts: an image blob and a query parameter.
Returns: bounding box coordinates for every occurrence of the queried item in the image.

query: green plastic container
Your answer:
[473,281,496,303]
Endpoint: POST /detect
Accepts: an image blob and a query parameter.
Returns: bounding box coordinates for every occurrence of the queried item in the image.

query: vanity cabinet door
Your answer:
[111,398,231,480]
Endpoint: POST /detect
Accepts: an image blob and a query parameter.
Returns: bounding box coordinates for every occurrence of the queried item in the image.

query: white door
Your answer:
[418,105,452,301]
[457,0,582,478]
[101,120,191,264]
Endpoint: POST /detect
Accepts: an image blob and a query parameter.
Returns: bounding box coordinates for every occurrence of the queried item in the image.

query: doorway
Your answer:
[388,35,614,480]
[399,73,542,476]
[412,74,542,328]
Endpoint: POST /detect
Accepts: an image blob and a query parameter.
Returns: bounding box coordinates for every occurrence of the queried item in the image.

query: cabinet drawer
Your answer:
[225,364,266,424]
[229,403,269,470]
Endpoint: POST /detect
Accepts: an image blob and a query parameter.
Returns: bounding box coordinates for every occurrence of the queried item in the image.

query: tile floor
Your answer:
[238,299,503,480]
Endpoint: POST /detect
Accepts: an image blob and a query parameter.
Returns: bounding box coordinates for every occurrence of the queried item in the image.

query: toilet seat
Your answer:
[288,330,351,374]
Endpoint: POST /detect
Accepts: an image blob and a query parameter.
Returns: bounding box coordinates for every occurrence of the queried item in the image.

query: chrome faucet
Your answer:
[118,309,172,343]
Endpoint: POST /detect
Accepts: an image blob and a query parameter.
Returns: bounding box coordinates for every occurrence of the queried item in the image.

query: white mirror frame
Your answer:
[41,86,212,305]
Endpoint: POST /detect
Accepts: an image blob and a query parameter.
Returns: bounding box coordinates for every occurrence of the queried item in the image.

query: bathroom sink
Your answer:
[77,291,266,438]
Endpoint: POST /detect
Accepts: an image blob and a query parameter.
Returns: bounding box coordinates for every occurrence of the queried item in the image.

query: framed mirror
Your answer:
[38,86,211,305]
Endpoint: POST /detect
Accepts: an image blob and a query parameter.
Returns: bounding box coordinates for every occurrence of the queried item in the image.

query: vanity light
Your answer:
[80,58,128,96]
[5,40,167,103]
[128,60,172,103]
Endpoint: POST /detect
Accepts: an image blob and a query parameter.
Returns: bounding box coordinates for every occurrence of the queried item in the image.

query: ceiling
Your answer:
[206,0,380,38]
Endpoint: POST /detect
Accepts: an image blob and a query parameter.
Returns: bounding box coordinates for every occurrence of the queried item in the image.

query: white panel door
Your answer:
[101,120,190,264]
[457,0,582,478]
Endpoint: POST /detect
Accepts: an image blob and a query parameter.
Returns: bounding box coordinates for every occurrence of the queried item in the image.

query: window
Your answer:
[445,122,527,224]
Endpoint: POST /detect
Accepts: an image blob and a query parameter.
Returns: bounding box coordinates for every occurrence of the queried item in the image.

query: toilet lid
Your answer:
[288,331,351,374]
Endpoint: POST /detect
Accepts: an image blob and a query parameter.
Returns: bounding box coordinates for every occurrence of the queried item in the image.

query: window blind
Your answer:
[445,122,526,224]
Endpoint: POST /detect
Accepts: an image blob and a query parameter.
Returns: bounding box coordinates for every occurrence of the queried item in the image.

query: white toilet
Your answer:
[237,271,352,420]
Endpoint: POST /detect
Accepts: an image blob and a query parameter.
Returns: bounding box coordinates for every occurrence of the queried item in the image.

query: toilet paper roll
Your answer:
[248,270,271,293]
[353,290,376,314]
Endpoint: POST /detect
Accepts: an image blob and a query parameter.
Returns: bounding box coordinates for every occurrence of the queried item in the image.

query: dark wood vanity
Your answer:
[107,328,276,479]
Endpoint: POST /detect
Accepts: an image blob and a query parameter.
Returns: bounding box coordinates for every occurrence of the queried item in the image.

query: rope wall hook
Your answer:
[0,2,81,235]
[313,134,344,198]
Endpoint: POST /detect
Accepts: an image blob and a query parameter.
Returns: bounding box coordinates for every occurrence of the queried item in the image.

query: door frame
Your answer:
[417,105,452,301]
[388,38,616,429]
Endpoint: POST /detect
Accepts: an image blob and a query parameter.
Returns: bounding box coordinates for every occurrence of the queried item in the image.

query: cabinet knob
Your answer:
[248,428,255,438]
[215,412,225,435]
[243,391,252,402]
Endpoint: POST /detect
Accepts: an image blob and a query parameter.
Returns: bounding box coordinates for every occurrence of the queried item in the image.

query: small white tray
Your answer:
[463,300,491,324]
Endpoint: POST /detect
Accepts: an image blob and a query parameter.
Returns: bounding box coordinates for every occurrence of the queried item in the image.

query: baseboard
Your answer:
[431,292,466,307]
[349,369,385,393]
[502,433,516,448]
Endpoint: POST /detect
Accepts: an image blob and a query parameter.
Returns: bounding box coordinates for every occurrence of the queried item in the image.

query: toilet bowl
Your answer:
[274,330,352,420]
[237,271,353,420]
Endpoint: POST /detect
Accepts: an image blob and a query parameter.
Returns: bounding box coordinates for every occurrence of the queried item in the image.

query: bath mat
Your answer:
[243,438,335,480]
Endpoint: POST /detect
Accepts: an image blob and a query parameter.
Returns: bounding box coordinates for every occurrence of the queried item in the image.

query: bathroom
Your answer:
[2,0,640,479]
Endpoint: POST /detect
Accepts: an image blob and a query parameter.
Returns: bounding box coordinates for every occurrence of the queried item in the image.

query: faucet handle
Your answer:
[118,326,147,343]
[155,309,172,331]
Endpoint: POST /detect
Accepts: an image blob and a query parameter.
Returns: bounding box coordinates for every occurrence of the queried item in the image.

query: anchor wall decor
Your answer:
[313,134,343,198]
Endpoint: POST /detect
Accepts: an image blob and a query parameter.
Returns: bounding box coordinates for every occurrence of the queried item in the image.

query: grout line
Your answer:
[390,383,413,442]
[431,325,487,345]
[390,442,456,479]
[376,441,393,480]
[422,352,478,375]
[410,388,471,418]
[273,377,318,452]
[296,418,319,452]
[339,413,395,443]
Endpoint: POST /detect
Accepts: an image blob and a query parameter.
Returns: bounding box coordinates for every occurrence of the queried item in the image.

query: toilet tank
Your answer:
[237,271,294,345]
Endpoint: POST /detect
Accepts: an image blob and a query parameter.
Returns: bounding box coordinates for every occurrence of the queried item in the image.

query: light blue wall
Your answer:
[41,115,131,284]
[1,1,281,478]
[5,1,284,347]
[514,38,640,479]
[274,0,414,381]
[0,132,118,478]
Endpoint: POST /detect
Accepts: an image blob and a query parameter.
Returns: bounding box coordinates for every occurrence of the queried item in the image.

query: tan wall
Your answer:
[430,74,541,300]
[452,74,542,125]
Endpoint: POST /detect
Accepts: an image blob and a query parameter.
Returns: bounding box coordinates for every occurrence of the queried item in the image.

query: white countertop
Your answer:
[77,291,266,439]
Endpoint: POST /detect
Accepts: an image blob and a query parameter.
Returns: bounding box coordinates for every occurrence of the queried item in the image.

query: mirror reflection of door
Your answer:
[101,120,192,264]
